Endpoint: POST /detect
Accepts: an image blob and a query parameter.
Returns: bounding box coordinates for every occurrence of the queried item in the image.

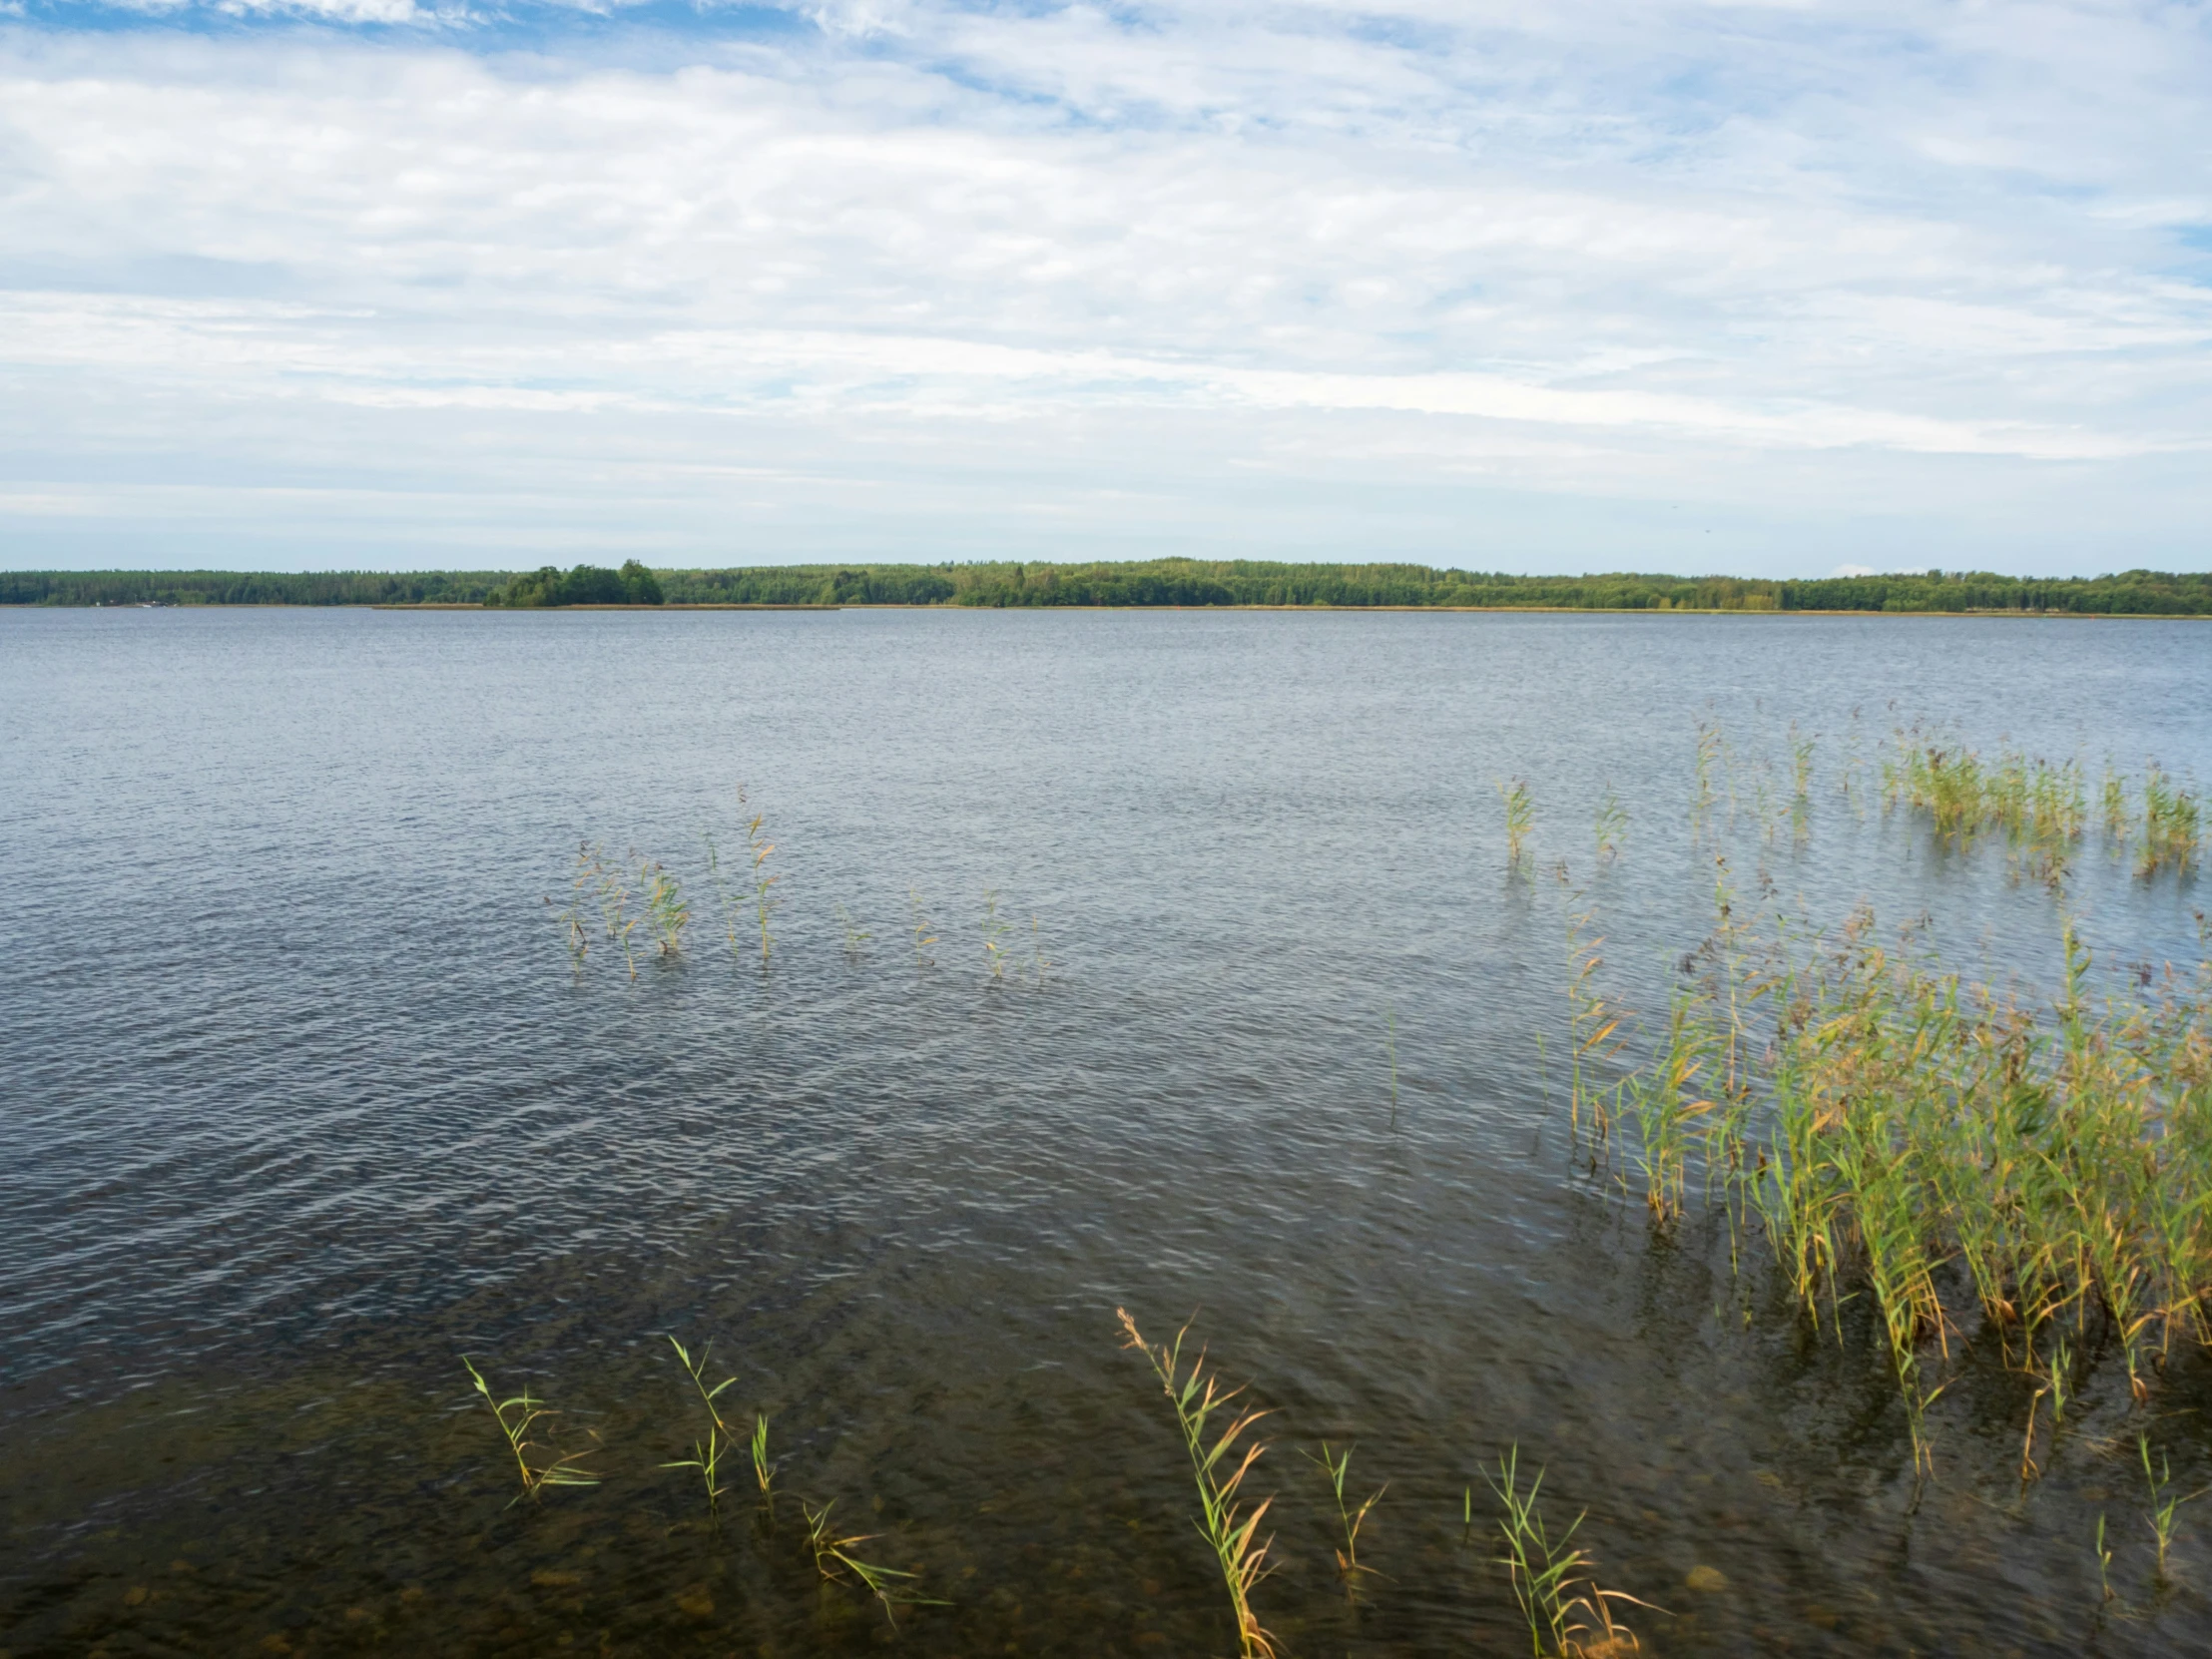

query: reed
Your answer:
[1596,896,2212,1455]
[2139,766,2203,877]
[1385,1006,1399,1125]
[1789,724,1815,839]
[1565,911,1625,1147]
[908,888,938,969]
[1497,779,1534,863]
[1030,915,1051,985]
[834,902,871,960]
[736,787,781,962]
[980,888,1008,980]
[2096,1512,2115,1602]
[550,841,594,969]
[1303,1441,1383,1594]
[1484,1445,1652,1657]
[2140,1433,2202,1576]
[640,859,691,956]
[751,1411,777,1495]
[1115,1309,1278,1659]
[578,841,640,979]
[461,1358,599,1505]
[1594,791,1627,863]
[801,1498,943,1624]
[1694,722,1721,830]
[661,1337,737,1509]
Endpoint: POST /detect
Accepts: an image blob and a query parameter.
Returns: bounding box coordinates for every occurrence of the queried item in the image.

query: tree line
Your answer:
[5,561,2209,615]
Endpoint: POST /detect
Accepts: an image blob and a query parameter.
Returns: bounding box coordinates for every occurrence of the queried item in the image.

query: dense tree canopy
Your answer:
[7,561,2209,615]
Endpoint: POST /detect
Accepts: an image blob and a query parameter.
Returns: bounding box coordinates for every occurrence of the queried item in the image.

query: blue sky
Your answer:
[2,1,2208,575]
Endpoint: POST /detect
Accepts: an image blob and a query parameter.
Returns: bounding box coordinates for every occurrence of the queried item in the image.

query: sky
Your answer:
[1,1,2208,577]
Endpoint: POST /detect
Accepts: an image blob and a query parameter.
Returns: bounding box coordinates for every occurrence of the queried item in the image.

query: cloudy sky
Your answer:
[2,1,2208,575]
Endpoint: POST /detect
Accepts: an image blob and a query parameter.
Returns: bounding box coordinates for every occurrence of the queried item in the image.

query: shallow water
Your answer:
[3,606,2209,1657]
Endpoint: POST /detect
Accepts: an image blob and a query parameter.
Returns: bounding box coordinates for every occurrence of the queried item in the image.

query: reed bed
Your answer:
[1881,727,2202,883]
[1573,900,2212,1464]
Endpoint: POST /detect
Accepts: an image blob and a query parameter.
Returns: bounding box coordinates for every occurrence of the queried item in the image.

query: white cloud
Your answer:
[1,4,2210,571]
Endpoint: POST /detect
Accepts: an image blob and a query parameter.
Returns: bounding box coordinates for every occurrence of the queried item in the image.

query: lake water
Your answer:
[3,605,2208,1657]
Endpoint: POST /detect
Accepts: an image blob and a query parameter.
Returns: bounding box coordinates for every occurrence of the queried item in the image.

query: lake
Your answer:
[3,605,2208,1656]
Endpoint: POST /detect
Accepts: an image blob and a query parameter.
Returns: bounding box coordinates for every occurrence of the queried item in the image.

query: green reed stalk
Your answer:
[908,888,937,969]
[2140,1433,2202,1576]
[801,1498,944,1624]
[1497,778,1534,863]
[737,787,781,962]
[661,1336,737,1508]
[640,858,691,956]
[834,901,871,959]
[1594,790,1627,863]
[1484,1445,1654,1658]
[750,1411,777,1494]
[1303,1442,1383,1593]
[461,1358,599,1505]
[1116,1309,1278,1659]
[980,888,1008,980]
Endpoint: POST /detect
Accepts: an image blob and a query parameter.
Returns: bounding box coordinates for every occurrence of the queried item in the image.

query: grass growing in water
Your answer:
[737,786,781,962]
[980,888,1008,980]
[1594,791,1627,863]
[640,859,691,957]
[1497,779,1534,864]
[1580,896,2212,1454]
[2140,766,2203,877]
[2140,1433,2202,1576]
[1116,1309,1279,1659]
[1303,1441,1384,1595]
[661,1337,738,1510]
[801,1498,942,1624]
[908,888,937,969]
[461,1358,599,1505]
[1485,1445,1651,1657]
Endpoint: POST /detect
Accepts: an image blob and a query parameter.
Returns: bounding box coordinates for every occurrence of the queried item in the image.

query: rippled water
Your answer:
[3,606,2209,1657]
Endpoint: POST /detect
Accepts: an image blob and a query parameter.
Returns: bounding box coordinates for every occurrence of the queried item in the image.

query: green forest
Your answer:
[5,560,2210,615]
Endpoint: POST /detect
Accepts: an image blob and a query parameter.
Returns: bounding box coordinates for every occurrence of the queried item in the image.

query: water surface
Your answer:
[3,607,2208,1656]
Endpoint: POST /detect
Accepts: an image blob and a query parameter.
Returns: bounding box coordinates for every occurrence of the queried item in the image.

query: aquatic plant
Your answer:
[908,888,938,969]
[2096,1512,2115,1602]
[661,1337,738,1509]
[801,1498,942,1624]
[2140,1433,2201,1576]
[1594,790,1627,863]
[1497,779,1534,863]
[1587,899,2212,1456]
[1485,1445,1652,1657]
[460,1358,599,1504]
[1303,1441,1383,1593]
[1383,1005,1401,1125]
[1694,722,1722,830]
[834,901,871,959]
[737,787,781,962]
[980,888,1008,981]
[550,841,595,968]
[576,841,640,978]
[640,859,691,956]
[1115,1309,1278,1659]
[1564,910,1625,1147]
[751,1411,777,1495]
[1030,914,1051,985]
[2139,766,2203,877]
